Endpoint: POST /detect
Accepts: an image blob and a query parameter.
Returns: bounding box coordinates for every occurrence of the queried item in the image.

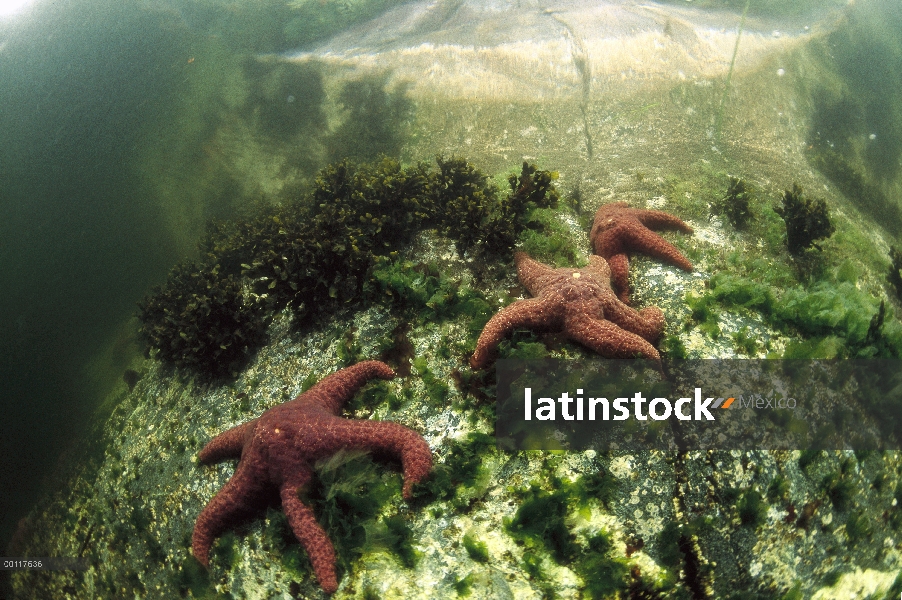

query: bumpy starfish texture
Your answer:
[192,360,432,594]
[590,201,693,303]
[469,252,665,368]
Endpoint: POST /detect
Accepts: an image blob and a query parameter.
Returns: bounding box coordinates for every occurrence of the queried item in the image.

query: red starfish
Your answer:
[590,201,693,304]
[469,252,665,369]
[192,360,432,594]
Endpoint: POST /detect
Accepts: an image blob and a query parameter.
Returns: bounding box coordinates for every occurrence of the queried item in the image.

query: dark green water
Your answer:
[0,0,187,551]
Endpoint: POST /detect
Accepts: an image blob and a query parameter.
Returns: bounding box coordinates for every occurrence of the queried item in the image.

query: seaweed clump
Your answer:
[712,176,753,228]
[774,184,835,254]
[138,157,559,379]
[136,263,267,379]
[431,158,559,260]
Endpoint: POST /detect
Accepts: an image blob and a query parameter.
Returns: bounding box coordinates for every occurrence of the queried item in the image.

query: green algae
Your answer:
[766,474,790,503]
[505,484,579,564]
[518,205,587,268]
[574,533,630,599]
[821,470,857,512]
[302,451,402,575]
[381,514,419,568]
[453,572,476,596]
[414,432,495,508]
[688,264,902,358]
[736,489,767,528]
[462,533,490,564]
[412,356,451,406]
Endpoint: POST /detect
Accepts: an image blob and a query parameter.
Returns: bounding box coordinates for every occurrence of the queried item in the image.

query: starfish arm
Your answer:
[605,253,632,304]
[585,255,613,280]
[302,360,395,414]
[622,228,693,271]
[324,420,433,499]
[635,209,694,233]
[514,251,556,296]
[600,299,665,343]
[192,457,273,567]
[198,419,258,464]
[470,297,563,369]
[565,313,661,361]
[280,482,339,594]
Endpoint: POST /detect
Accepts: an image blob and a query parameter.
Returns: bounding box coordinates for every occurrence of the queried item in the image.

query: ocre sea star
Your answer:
[192,360,432,594]
[469,252,665,368]
[590,201,693,303]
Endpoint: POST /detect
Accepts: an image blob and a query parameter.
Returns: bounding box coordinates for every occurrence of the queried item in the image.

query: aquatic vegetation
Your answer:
[709,273,775,315]
[731,326,758,355]
[712,176,754,229]
[413,432,494,508]
[432,158,559,260]
[736,488,766,527]
[689,264,902,358]
[501,469,667,597]
[774,184,835,254]
[136,262,268,379]
[767,474,790,503]
[517,206,586,268]
[462,533,489,563]
[453,573,476,596]
[821,469,856,512]
[686,291,722,338]
[412,356,451,405]
[574,533,630,599]
[367,258,489,325]
[506,484,579,563]
[660,334,689,360]
[845,510,872,543]
[429,157,500,258]
[381,514,419,568]
[139,157,559,379]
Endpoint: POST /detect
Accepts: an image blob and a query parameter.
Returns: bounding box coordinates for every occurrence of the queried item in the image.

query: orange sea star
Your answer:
[590,201,693,304]
[192,360,432,594]
[469,252,665,369]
